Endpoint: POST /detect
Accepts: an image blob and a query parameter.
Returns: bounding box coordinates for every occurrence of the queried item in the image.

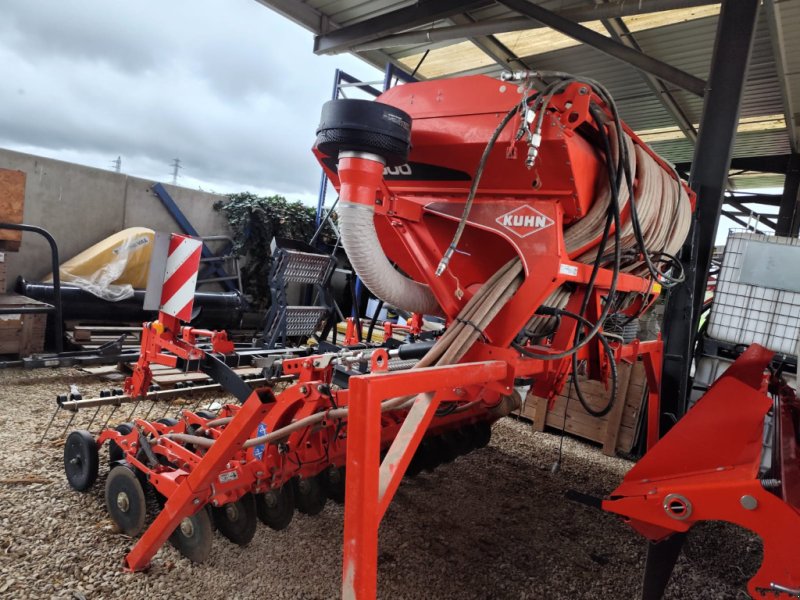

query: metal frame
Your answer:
[500,0,706,97]
[777,153,800,237]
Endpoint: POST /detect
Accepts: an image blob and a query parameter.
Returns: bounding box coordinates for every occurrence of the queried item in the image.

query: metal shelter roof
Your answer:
[257,0,798,201]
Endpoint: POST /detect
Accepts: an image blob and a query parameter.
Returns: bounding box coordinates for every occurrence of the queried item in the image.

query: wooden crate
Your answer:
[0,169,26,252]
[519,361,647,456]
[0,294,47,356]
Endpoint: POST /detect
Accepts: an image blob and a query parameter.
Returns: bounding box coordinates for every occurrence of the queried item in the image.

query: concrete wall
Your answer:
[0,148,232,290]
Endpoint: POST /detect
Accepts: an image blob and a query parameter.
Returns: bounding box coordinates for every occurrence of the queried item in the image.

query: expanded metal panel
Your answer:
[274,249,333,285]
[707,231,800,356]
[283,307,329,337]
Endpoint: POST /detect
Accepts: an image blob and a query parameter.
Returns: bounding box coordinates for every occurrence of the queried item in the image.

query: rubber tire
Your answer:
[473,421,492,449]
[315,99,411,167]
[156,417,179,427]
[105,465,147,536]
[294,476,327,516]
[325,466,346,504]
[421,438,443,473]
[169,509,213,563]
[212,493,257,546]
[196,410,217,419]
[109,422,134,464]
[255,484,295,531]
[64,430,99,492]
[437,432,460,463]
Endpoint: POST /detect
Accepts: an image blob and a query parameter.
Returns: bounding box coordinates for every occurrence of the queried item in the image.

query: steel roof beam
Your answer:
[500,0,706,97]
[765,0,798,153]
[352,0,717,53]
[313,0,492,56]
[676,154,794,175]
[599,13,697,144]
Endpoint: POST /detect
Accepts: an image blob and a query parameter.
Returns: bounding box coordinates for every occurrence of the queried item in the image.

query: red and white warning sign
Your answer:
[144,233,202,322]
[159,234,202,321]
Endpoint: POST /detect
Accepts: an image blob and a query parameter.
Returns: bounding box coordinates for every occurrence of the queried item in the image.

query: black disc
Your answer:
[294,476,327,516]
[421,438,443,473]
[255,484,295,530]
[109,422,134,464]
[105,465,147,536]
[324,466,346,504]
[212,493,257,546]
[437,432,460,463]
[473,421,492,449]
[64,430,99,492]
[169,509,213,563]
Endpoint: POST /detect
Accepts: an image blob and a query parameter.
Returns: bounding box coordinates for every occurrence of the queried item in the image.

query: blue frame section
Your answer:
[150,182,236,292]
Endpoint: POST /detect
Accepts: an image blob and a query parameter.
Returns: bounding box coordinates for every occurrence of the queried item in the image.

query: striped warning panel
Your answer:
[159,234,202,321]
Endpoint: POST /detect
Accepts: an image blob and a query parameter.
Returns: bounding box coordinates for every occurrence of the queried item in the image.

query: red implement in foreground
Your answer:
[604,344,800,599]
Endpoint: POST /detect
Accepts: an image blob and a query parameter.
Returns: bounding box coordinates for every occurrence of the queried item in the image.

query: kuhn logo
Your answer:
[495,205,554,238]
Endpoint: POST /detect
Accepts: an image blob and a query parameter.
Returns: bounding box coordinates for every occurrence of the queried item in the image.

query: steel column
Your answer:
[777,153,800,237]
[660,0,760,427]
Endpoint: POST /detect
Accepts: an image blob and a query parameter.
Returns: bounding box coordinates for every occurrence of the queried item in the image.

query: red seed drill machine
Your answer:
[59,70,800,599]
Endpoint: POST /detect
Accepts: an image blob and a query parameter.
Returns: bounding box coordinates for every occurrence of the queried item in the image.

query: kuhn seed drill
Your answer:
[59,71,799,599]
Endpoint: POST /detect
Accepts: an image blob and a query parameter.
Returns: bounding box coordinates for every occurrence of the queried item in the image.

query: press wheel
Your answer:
[105,465,146,536]
[108,422,134,464]
[255,484,295,530]
[212,493,257,546]
[325,466,346,504]
[294,476,327,516]
[170,509,213,563]
[64,430,99,491]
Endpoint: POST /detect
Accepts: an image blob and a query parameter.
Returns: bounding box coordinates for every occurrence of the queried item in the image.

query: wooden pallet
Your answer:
[66,323,143,348]
[0,169,25,252]
[0,294,47,356]
[519,361,646,456]
[80,362,262,388]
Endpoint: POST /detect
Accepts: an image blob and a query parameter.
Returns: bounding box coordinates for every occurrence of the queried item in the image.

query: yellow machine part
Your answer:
[46,227,155,289]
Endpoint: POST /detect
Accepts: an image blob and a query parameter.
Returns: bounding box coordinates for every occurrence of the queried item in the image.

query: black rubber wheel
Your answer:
[421,438,443,473]
[195,410,217,419]
[212,493,257,546]
[451,428,473,456]
[105,465,147,536]
[316,99,412,167]
[473,421,492,449]
[64,430,99,491]
[109,422,134,464]
[294,476,327,516]
[156,417,179,427]
[255,484,295,531]
[324,466,346,504]
[169,509,213,563]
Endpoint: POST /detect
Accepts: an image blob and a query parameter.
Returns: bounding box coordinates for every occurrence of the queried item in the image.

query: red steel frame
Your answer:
[604,345,800,598]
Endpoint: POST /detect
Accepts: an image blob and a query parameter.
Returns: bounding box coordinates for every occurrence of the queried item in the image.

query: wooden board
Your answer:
[519,362,646,456]
[0,294,48,356]
[0,170,25,252]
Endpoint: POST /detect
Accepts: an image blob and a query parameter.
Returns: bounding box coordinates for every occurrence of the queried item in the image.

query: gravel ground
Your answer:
[0,367,761,599]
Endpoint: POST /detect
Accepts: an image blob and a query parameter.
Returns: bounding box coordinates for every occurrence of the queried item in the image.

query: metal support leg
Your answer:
[641,533,687,600]
[660,0,760,429]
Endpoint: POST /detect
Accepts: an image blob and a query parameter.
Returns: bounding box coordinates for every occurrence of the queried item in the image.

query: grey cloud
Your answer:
[0,0,379,197]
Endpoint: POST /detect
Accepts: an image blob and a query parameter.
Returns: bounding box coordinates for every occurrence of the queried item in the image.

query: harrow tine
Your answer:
[103,406,119,429]
[60,410,78,438]
[143,398,159,421]
[85,405,103,432]
[126,400,142,422]
[40,406,61,443]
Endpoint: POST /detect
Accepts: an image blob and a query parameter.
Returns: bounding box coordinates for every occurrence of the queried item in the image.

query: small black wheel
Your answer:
[425,437,448,471]
[195,410,217,419]
[324,466,346,504]
[64,430,99,491]
[473,421,492,449]
[105,465,147,536]
[109,422,134,464]
[451,428,473,456]
[294,476,327,516]
[255,484,295,530]
[156,417,179,427]
[212,493,258,546]
[420,438,443,473]
[169,509,213,563]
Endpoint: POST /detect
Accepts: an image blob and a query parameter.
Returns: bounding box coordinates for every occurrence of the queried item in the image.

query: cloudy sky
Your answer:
[0,0,381,203]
